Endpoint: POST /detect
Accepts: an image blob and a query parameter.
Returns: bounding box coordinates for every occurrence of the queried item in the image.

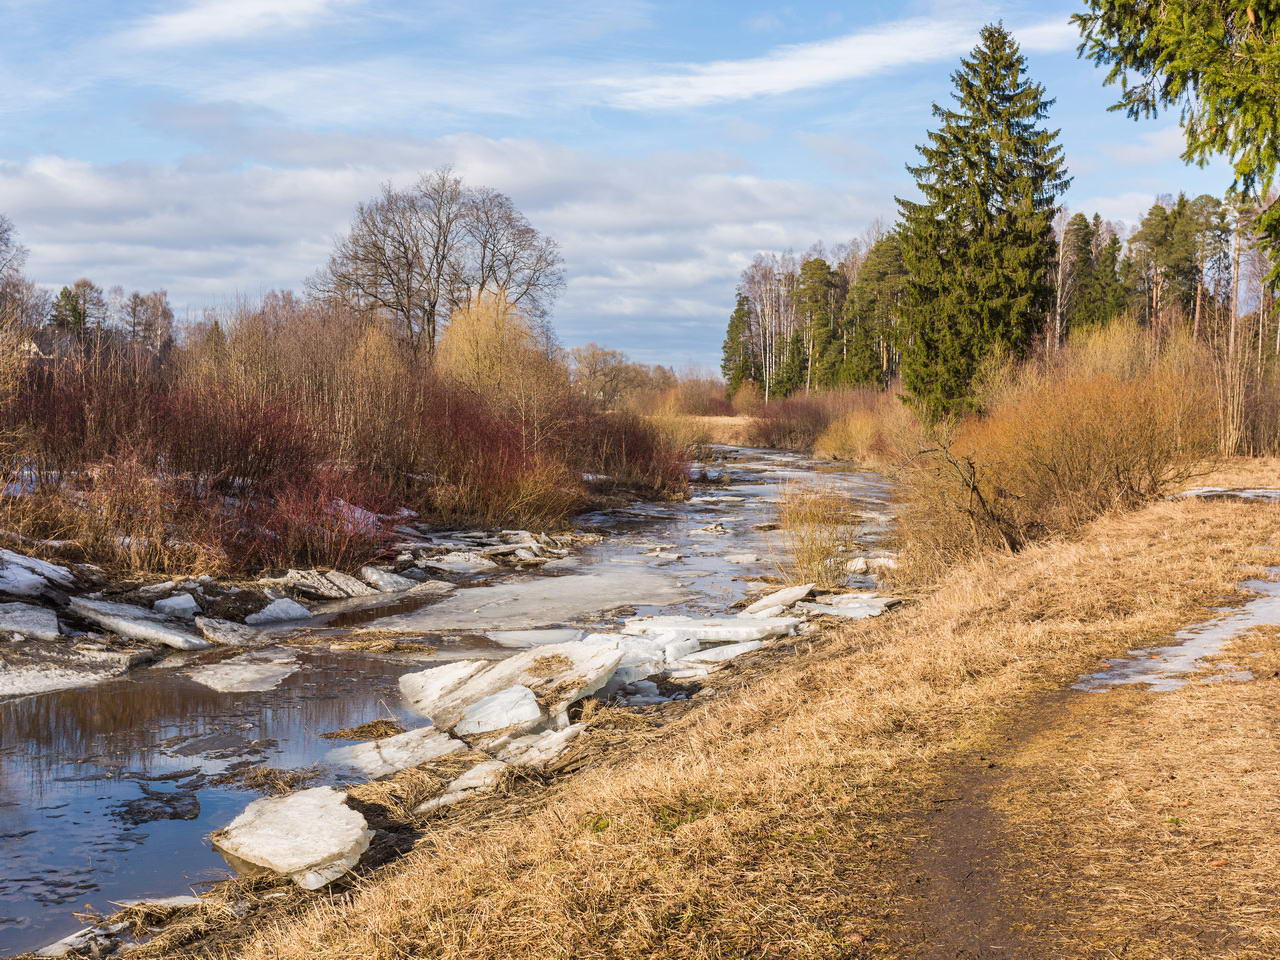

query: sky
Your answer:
[0,0,1236,368]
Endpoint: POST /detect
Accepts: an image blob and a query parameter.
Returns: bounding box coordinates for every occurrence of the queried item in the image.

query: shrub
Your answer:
[895,322,1218,584]
[774,482,852,588]
[730,381,764,417]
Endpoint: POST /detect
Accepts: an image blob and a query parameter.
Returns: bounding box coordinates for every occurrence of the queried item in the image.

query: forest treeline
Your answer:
[722,24,1278,435]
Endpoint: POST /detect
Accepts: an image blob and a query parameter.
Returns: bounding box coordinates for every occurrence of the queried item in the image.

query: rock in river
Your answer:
[211,787,372,890]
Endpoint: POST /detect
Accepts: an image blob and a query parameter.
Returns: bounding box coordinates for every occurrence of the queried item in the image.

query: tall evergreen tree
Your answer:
[836,232,906,388]
[896,24,1070,419]
[720,292,758,393]
[1075,2,1280,279]
[794,257,844,390]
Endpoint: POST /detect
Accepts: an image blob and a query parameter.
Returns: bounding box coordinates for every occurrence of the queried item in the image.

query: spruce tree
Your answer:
[897,23,1070,419]
[1075,2,1280,278]
[720,292,758,393]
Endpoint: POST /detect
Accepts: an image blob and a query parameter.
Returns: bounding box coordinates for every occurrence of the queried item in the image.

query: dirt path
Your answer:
[891,695,1073,959]
[889,643,1280,960]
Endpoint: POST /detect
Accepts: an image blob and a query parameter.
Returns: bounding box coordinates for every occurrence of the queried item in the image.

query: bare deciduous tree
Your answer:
[310,168,563,358]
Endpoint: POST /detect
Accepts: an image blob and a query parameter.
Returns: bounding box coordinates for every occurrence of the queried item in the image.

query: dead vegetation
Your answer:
[319,719,406,742]
[122,495,1280,960]
[773,481,852,587]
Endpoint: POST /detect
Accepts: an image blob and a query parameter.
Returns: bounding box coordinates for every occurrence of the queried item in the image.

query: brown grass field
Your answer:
[116,460,1280,960]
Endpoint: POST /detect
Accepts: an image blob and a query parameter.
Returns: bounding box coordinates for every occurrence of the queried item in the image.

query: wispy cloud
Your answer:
[127,0,358,47]
[601,15,1077,109]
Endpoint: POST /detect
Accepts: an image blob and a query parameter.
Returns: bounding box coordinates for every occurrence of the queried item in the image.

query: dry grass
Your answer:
[997,623,1280,957]
[156,495,1280,960]
[773,481,851,588]
[319,719,406,741]
[1193,456,1280,490]
[209,766,323,795]
[673,415,753,447]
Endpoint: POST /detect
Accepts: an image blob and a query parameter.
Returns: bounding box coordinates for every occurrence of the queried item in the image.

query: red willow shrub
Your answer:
[0,297,689,575]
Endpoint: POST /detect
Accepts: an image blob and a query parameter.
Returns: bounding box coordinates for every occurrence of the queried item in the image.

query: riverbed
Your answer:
[0,447,893,956]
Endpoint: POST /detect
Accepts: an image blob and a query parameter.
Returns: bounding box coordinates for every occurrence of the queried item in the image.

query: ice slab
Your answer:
[371,570,695,632]
[325,726,468,778]
[0,601,61,640]
[743,583,814,614]
[69,597,210,650]
[622,615,798,643]
[212,787,372,889]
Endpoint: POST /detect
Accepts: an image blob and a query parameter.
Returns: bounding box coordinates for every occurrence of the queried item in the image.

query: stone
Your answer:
[194,616,261,646]
[211,787,373,890]
[325,726,468,778]
[399,641,623,731]
[723,553,760,564]
[486,627,586,648]
[359,566,418,592]
[0,601,61,640]
[743,582,814,615]
[418,552,500,574]
[622,615,799,644]
[415,760,507,814]
[69,597,210,650]
[325,570,379,597]
[495,723,586,768]
[844,557,870,575]
[154,593,201,619]
[454,684,545,737]
[245,598,312,625]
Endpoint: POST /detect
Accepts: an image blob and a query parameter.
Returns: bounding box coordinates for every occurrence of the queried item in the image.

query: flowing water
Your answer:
[0,447,892,956]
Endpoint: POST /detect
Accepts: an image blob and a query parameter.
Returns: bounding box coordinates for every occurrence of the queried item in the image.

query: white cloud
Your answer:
[1103,126,1188,167]
[600,15,1077,109]
[0,134,885,365]
[127,0,357,47]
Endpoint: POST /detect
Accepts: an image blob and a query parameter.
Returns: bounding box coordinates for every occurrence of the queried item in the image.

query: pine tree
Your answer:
[794,257,843,390]
[837,232,906,388]
[896,23,1070,419]
[720,292,759,393]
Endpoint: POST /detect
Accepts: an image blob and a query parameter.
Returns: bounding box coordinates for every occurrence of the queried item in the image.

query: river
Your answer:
[0,446,892,956]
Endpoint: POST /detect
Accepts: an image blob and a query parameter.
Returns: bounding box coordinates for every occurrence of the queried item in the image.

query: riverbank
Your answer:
[172,470,1280,959]
[1,447,899,957]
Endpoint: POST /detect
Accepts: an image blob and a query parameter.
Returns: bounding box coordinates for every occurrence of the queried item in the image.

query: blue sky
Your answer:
[0,0,1234,367]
